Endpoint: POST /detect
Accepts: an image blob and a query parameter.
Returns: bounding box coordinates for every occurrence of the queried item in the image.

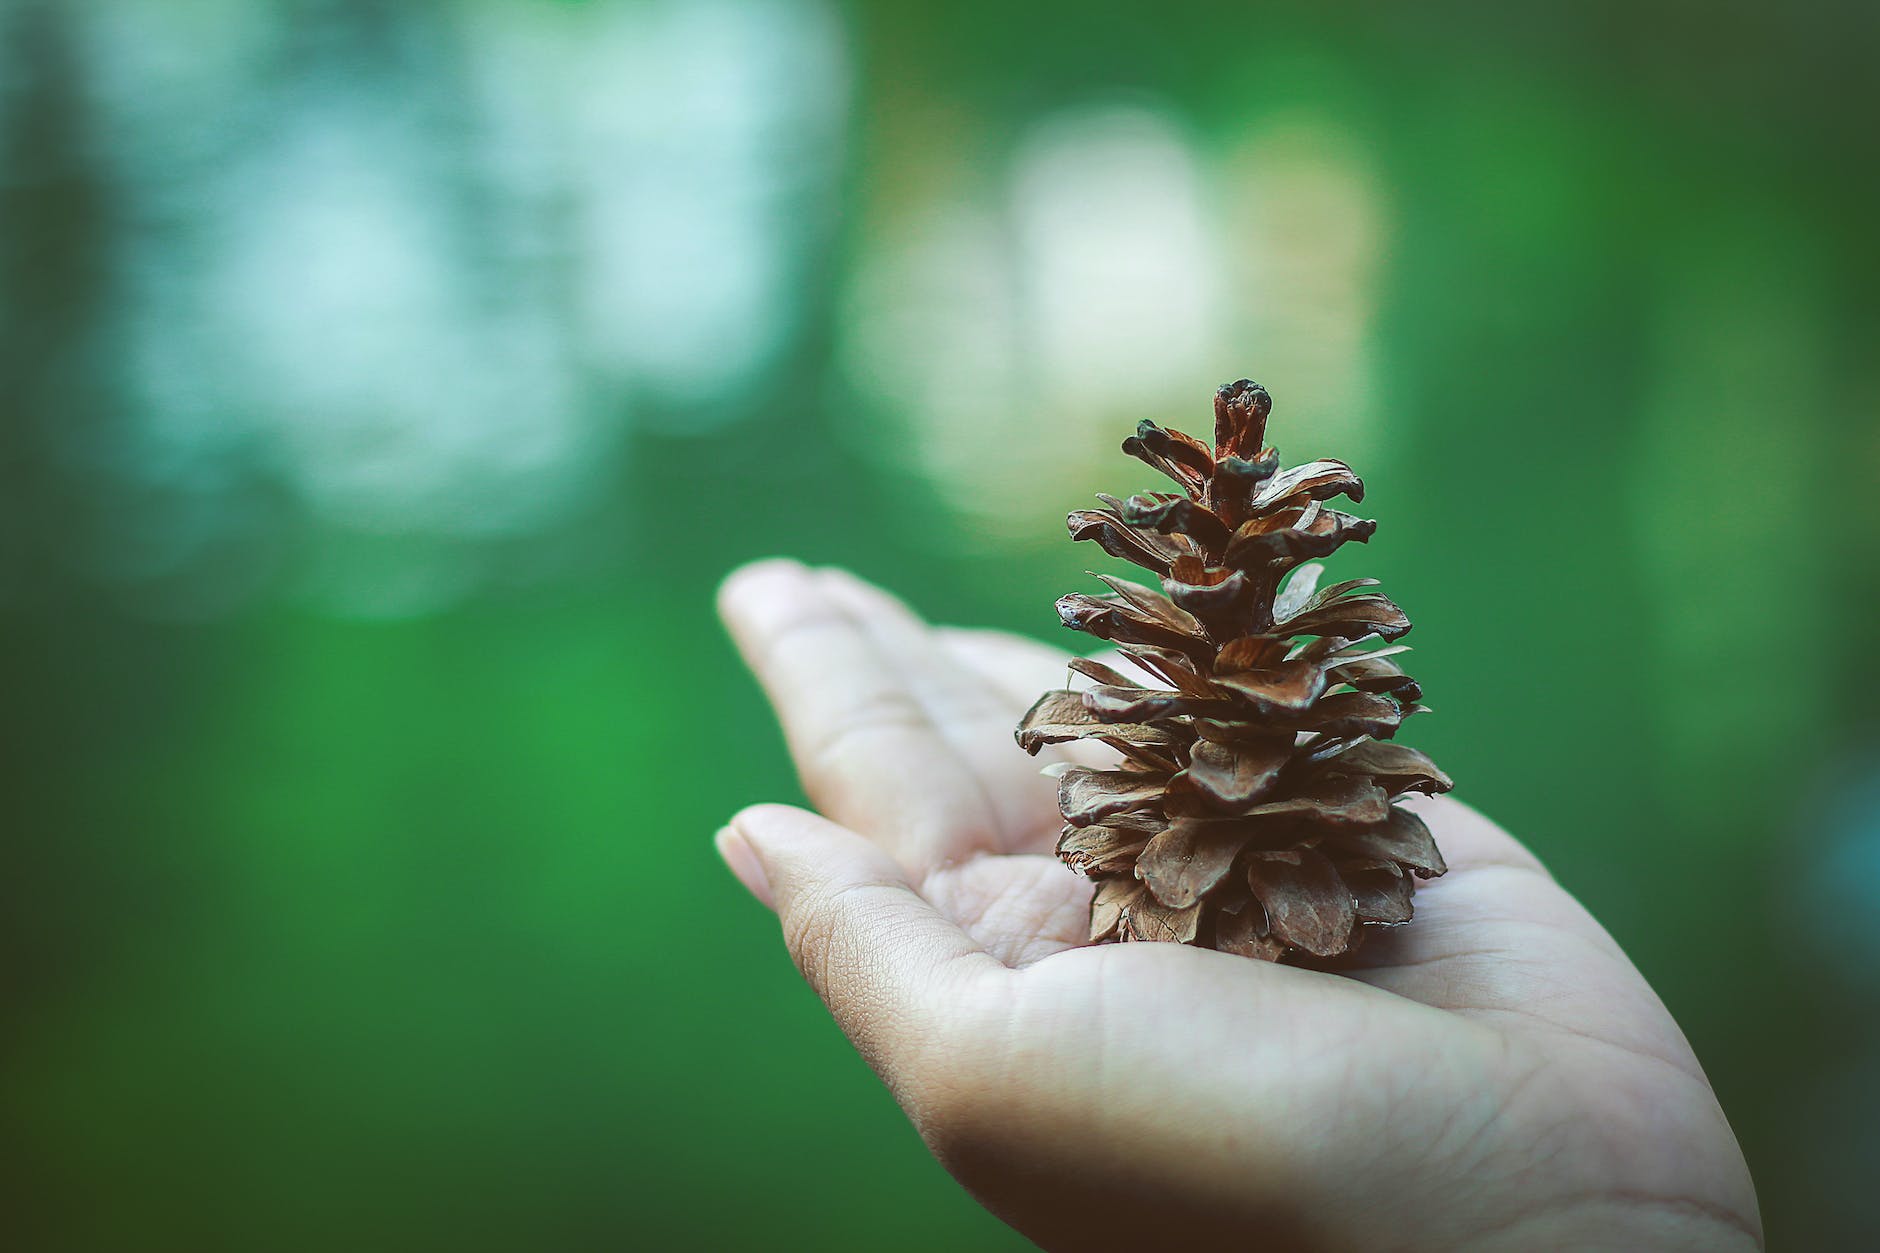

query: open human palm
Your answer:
[716,559,1759,1252]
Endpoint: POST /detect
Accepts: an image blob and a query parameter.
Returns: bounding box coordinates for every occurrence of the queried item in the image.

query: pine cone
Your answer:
[1016,380,1453,960]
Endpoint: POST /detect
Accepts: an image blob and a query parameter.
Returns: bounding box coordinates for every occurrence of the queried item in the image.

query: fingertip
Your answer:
[717,558,810,623]
[715,825,774,910]
[728,803,856,881]
[729,802,906,881]
[728,800,819,841]
[724,805,990,1036]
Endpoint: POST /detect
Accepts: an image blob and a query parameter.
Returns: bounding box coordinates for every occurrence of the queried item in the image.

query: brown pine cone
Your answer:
[1016,380,1453,960]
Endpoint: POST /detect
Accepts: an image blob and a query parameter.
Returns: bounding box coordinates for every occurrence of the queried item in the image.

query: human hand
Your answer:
[715,559,1761,1252]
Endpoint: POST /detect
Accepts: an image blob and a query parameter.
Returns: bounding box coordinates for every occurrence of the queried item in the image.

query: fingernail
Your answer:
[715,826,774,910]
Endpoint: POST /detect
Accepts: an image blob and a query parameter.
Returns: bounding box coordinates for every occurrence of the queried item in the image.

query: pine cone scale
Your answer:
[1136,821,1247,910]
[1249,850,1357,956]
[1181,736,1290,807]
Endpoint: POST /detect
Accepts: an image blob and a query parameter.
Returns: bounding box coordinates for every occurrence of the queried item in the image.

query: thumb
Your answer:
[717,805,998,1079]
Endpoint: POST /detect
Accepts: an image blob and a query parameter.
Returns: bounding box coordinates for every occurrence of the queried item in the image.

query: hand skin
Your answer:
[715,559,1762,1253]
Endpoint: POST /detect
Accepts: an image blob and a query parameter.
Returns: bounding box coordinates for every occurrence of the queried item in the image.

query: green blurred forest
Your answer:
[3,0,1878,1249]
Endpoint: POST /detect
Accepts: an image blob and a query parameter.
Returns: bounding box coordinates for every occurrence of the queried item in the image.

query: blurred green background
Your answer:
[4,0,1877,1248]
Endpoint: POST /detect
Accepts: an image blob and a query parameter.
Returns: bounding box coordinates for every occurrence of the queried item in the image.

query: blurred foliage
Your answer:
[3,0,1878,1249]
